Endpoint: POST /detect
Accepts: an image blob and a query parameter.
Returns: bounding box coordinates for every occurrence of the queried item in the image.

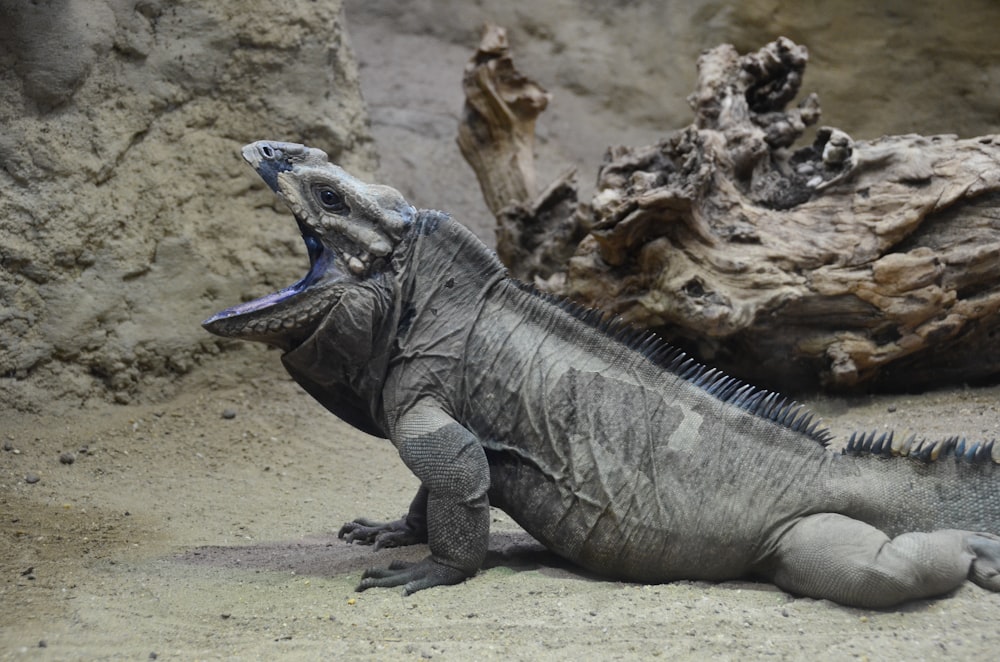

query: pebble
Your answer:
[2,441,12,451]
[24,473,40,484]
[59,452,76,465]
[222,409,237,420]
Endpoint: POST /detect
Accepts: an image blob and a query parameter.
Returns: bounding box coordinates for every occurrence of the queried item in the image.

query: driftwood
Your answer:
[457,27,587,278]
[458,26,1000,391]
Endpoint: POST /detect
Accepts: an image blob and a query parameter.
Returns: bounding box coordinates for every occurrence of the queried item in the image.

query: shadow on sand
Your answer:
[175,529,591,582]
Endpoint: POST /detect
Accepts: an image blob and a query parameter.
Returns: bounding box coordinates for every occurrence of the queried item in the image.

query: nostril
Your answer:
[259,144,275,159]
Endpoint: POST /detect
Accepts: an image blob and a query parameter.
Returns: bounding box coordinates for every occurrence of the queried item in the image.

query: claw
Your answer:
[356,557,472,594]
[338,516,427,548]
[338,518,384,545]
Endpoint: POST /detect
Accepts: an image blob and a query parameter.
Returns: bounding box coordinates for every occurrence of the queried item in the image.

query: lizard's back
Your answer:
[454,279,841,581]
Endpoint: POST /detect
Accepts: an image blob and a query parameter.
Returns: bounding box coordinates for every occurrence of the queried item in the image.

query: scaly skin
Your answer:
[204,141,1000,607]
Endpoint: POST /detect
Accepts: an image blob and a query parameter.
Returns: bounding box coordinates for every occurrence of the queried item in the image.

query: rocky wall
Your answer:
[0,0,375,409]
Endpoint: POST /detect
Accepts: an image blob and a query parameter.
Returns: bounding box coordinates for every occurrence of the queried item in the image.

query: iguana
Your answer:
[203,140,1000,608]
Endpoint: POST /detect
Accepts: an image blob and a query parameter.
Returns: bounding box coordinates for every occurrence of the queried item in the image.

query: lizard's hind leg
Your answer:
[763,513,1000,608]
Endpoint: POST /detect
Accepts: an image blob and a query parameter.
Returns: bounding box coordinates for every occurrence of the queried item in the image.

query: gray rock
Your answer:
[0,0,375,411]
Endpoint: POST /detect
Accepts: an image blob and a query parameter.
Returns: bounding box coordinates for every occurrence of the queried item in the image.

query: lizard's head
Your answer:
[202,141,415,349]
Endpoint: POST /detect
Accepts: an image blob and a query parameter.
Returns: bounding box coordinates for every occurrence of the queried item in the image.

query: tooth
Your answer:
[369,237,392,256]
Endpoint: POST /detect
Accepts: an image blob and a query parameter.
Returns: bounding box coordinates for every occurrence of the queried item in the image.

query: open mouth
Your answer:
[202,214,337,327]
[202,141,348,338]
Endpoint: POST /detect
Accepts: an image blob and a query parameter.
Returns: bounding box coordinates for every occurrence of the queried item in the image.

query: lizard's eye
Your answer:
[312,185,349,215]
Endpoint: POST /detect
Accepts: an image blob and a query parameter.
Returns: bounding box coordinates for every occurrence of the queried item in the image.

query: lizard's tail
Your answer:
[838,431,1000,536]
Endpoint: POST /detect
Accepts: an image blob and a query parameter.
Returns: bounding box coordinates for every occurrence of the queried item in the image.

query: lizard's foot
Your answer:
[768,513,1000,608]
[356,557,472,595]
[338,517,427,550]
[968,533,1000,592]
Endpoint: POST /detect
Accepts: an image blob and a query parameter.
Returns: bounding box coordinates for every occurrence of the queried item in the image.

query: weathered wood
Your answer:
[457,25,586,281]
[458,32,1000,391]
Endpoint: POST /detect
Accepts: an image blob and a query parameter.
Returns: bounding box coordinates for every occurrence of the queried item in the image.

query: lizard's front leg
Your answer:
[356,403,490,594]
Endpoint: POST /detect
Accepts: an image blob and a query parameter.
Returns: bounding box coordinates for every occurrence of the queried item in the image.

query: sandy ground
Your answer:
[3,350,1000,660]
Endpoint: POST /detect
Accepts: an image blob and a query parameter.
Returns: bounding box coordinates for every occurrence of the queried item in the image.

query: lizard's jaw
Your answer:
[201,222,342,346]
[203,140,404,348]
[201,200,343,348]
[203,142,346,346]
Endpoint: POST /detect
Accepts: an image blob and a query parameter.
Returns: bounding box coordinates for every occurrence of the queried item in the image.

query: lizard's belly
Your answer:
[485,447,754,582]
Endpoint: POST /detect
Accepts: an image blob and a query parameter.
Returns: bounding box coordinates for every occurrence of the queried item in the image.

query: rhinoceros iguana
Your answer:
[203,140,1000,608]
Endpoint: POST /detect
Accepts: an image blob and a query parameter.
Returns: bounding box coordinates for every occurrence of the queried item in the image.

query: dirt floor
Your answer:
[3,349,1000,660]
